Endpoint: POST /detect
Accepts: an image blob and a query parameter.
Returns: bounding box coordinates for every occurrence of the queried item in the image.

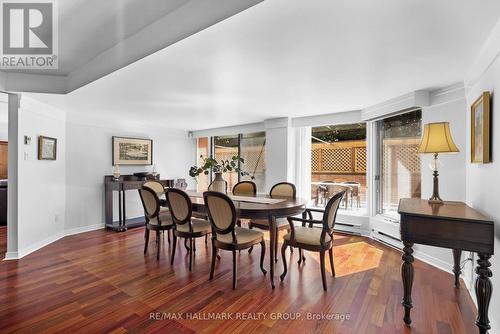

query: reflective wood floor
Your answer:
[0,227,477,333]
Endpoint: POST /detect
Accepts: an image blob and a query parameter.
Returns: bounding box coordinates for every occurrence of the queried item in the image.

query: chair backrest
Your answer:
[323,191,345,231]
[138,186,160,220]
[270,182,296,198]
[143,181,165,198]
[232,181,257,196]
[165,188,192,226]
[203,191,237,241]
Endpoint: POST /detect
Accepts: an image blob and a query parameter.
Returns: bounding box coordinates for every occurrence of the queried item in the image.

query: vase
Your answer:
[211,172,227,193]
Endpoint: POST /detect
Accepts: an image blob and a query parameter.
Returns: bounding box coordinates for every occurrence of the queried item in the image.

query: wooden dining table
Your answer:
[170,191,307,289]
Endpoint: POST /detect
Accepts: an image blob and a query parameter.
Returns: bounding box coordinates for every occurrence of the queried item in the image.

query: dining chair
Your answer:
[248,182,296,261]
[166,188,212,271]
[138,186,174,260]
[325,183,349,209]
[232,181,257,196]
[203,191,266,289]
[143,180,172,242]
[280,190,345,291]
[343,181,360,208]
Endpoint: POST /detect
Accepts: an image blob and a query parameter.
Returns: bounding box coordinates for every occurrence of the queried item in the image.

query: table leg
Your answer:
[475,253,492,334]
[122,189,127,231]
[118,190,123,231]
[268,214,276,289]
[452,249,462,288]
[402,241,414,325]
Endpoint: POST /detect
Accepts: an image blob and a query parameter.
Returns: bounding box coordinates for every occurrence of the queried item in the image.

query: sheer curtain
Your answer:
[293,126,311,203]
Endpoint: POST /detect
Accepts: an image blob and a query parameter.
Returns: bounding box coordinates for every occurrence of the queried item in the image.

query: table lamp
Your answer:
[417,122,459,204]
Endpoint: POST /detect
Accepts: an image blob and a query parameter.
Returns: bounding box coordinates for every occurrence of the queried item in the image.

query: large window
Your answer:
[196,132,266,192]
[311,123,367,215]
[376,110,422,216]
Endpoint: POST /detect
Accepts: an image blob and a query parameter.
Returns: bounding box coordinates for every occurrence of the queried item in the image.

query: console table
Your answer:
[104,175,174,231]
[398,198,494,334]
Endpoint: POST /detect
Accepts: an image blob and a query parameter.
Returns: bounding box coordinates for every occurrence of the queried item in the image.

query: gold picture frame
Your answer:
[471,91,491,163]
[38,136,57,160]
[112,136,153,166]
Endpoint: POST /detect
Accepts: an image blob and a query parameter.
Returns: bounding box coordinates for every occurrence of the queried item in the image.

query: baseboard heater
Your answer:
[372,229,403,250]
[334,222,362,236]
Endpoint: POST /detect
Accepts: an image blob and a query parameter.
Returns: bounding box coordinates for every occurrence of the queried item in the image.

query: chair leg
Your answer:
[248,224,253,254]
[167,230,171,244]
[205,234,208,245]
[280,242,288,281]
[171,234,177,265]
[298,248,306,265]
[193,238,196,253]
[287,229,293,253]
[184,238,189,251]
[209,244,216,280]
[144,228,150,254]
[260,241,267,275]
[320,250,327,291]
[156,230,161,260]
[189,238,193,271]
[274,229,278,263]
[328,248,335,277]
[232,250,237,290]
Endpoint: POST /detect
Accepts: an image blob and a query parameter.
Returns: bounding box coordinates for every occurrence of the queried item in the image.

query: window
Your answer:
[311,123,367,215]
[196,137,210,191]
[214,135,239,191]
[196,132,266,192]
[376,110,422,216]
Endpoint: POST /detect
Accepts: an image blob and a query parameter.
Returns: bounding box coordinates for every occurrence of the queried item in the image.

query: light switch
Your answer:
[24,136,31,145]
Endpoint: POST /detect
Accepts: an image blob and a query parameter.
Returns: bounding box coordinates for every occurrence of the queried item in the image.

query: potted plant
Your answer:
[189,155,253,193]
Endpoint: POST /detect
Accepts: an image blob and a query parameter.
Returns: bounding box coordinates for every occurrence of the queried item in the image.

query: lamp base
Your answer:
[429,155,444,204]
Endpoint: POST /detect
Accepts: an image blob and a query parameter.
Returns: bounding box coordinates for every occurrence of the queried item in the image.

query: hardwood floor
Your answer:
[0,227,477,333]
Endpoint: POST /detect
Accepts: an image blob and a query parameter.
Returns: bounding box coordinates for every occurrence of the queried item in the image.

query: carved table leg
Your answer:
[402,241,414,325]
[475,253,492,334]
[452,249,462,288]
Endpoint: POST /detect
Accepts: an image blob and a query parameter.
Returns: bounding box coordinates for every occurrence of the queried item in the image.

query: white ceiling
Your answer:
[41,0,500,130]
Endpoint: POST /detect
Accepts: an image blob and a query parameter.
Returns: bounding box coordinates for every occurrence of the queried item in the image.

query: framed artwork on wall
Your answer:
[112,136,153,166]
[38,136,57,160]
[471,91,491,163]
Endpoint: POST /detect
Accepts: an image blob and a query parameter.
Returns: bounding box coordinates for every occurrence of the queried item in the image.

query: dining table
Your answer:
[167,190,307,289]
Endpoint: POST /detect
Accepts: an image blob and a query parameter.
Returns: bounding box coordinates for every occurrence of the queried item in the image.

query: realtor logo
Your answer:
[0,0,58,69]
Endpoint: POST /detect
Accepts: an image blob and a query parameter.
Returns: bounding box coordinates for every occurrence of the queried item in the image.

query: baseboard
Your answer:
[4,231,65,260]
[64,223,104,237]
[3,224,105,260]
[412,249,454,275]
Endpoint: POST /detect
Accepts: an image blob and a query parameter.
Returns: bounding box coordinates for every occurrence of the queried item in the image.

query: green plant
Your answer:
[189,155,253,179]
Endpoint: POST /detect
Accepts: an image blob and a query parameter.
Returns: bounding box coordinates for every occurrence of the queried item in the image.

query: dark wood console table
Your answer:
[398,198,494,334]
[104,175,174,231]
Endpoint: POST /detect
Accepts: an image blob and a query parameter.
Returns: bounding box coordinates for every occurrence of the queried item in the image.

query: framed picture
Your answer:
[471,91,491,163]
[112,136,153,166]
[38,136,57,160]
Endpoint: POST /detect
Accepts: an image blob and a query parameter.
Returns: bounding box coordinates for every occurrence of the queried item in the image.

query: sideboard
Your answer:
[104,175,174,231]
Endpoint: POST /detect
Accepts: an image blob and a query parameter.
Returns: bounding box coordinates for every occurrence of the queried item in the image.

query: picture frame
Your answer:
[38,136,57,160]
[112,136,153,166]
[471,91,491,163]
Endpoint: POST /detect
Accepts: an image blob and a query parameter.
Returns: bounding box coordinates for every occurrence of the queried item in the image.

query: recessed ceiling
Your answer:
[36,0,500,130]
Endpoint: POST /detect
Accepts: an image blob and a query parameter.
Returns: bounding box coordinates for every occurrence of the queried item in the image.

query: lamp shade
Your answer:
[417,122,459,154]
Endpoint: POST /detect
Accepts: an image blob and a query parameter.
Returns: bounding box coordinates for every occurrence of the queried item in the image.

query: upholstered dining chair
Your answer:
[166,188,212,271]
[280,190,345,291]
[232,181,257,196]
[138,186,174,260]
[143,180,172,242]
[248,182,296,261]
[203,191,266,289]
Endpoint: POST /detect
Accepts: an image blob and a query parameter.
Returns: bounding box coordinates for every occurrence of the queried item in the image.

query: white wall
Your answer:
[464,17,500,333]
[412,87,468,271]
[14,96,67,257]
[65,117,196,233]
[264,118,294,192]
